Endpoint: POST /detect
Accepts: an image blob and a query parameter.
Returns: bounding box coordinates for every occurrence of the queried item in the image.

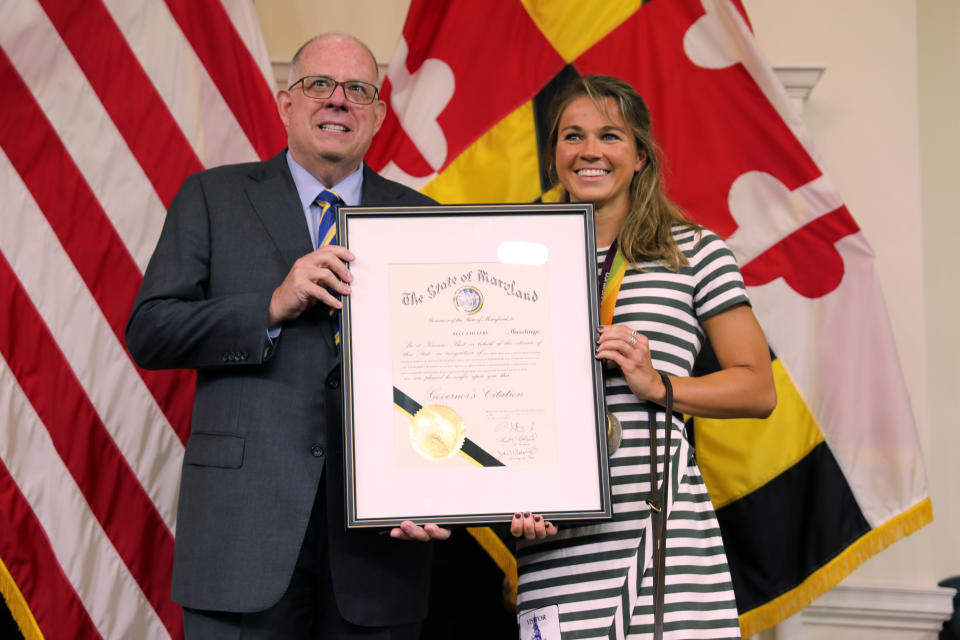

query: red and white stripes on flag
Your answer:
[0,1,285,638]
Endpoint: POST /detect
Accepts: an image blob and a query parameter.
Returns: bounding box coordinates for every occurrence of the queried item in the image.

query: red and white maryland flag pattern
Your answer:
[368,0,932,634]
[0,1,284,638]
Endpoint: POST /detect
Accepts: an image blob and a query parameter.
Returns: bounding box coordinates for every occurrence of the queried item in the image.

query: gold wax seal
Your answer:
[410,404,467,461]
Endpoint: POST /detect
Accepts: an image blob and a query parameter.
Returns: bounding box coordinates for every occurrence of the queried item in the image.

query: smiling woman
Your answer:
[554,95,645,228]
[512,74,776,640]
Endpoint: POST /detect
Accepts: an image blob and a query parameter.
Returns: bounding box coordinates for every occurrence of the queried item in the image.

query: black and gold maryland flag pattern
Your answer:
[366,0,932,635]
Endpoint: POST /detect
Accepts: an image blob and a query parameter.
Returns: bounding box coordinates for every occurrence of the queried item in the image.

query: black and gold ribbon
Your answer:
[392,387,505,467]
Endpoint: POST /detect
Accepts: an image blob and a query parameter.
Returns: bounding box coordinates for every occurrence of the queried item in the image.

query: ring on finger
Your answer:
[628,330,639,346]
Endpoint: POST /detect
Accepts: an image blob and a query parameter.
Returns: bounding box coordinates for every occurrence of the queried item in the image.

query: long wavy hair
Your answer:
[544,75,697,270]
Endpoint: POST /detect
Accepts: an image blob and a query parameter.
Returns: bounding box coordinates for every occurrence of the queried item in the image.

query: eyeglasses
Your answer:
[288,75,379,105]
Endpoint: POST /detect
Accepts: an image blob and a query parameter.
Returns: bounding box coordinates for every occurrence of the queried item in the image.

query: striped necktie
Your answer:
[315,189,343,348]
[315,189,341,249]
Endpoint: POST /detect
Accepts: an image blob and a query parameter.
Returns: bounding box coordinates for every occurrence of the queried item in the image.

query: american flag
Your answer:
[0,1,284,637]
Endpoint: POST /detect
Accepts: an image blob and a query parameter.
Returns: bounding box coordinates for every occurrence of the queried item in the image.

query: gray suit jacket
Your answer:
[126,152,436,623]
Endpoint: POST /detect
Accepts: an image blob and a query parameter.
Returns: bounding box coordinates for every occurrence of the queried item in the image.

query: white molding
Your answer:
[800,584,956,631]
[772,64,827,102]
[271,58,289,88]
[771,64,826,115]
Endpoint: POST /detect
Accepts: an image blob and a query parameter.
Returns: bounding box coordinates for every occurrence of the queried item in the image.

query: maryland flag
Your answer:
[366,0,933,635]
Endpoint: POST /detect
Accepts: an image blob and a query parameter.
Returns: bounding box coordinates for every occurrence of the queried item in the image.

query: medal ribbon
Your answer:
[599,240,627,325]
[597,240,628,455]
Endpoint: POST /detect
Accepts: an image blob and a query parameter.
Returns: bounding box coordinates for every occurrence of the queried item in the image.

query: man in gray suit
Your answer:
[126,33,449,639]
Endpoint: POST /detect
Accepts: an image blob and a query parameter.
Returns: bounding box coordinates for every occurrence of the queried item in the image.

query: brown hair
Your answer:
[544,74,697,270]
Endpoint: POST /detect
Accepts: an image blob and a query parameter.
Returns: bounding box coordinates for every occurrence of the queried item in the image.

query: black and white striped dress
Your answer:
[517,226,746,639]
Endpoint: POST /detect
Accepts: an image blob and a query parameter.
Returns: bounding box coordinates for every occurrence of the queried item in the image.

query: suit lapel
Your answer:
[245,152,313,269]
[360,164,406,205]
[247,160,413,373]
[245,153,341,361]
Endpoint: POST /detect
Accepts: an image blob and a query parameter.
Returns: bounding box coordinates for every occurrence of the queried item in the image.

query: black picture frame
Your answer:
[339,203,610,528]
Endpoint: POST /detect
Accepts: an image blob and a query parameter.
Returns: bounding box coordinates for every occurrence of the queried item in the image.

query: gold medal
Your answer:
[409,404,467,461]
[606,410,622,455]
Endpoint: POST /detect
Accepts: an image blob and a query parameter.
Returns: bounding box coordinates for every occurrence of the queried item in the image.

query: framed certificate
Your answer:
[339,203,610,528]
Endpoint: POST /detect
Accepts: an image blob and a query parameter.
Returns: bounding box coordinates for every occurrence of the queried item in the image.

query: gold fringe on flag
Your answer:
[739,497,934,637]
[0,554,44,640]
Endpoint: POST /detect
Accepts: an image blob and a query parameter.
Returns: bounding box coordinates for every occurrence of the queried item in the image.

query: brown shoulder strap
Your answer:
[647,372,673,640]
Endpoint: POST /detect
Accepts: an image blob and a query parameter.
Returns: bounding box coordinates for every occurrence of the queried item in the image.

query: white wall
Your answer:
[917,0,960,576]
[255,0,411,64]
[256,1,959,636]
